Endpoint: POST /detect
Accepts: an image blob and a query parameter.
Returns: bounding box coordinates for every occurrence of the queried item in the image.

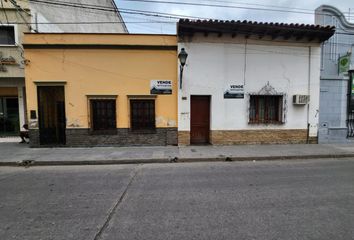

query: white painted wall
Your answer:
[178,35,321,137]
[17,87,26,131]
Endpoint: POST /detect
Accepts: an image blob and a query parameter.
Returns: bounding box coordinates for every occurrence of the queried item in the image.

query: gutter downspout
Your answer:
[307,46,312,144]
[346,71,352,138]
[243,39,248,86]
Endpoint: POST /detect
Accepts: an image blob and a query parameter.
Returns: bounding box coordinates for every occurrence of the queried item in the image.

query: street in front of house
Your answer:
[1,159,354,240]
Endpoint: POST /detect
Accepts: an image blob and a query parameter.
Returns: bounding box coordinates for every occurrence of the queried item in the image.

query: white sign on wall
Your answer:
[224,84,244,99]
[150,80,172,95]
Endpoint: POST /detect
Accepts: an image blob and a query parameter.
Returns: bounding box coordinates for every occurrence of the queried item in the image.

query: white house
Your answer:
[177,19,334,145]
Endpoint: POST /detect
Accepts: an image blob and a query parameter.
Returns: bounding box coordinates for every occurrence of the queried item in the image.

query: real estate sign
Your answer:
[150,80,172,95]
[224,84,244,99]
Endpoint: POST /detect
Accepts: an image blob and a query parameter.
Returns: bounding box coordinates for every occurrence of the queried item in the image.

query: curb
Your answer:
[1,153,354,167]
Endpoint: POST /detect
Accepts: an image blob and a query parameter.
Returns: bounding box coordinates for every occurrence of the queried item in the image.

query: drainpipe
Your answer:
[307,46,312,144]
[346,70,354,138]
[243,39,248,86]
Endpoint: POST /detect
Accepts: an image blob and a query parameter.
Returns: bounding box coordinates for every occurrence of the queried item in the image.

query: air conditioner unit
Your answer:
[293,95,310,105]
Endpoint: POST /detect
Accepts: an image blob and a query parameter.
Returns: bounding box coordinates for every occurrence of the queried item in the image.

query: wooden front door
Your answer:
[190,96,210,144]
[38,86,66,145]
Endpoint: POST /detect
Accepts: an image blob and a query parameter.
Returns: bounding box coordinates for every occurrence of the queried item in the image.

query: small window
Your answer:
[249,95,283,124]
[130,99,155,131]
[0,26,16,45]
[90,99,116,132]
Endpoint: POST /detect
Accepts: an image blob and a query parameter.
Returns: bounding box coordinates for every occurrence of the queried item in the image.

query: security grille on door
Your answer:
[293,95,310,105]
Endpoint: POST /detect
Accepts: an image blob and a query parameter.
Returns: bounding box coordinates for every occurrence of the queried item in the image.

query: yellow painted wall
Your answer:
[24,34,178,129]
[24,33,176,46]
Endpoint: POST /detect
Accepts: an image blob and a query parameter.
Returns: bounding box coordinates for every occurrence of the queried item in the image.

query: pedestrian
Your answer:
[20,124,29,144]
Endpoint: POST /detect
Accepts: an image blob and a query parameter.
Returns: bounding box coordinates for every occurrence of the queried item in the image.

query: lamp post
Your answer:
[178,48,188,89]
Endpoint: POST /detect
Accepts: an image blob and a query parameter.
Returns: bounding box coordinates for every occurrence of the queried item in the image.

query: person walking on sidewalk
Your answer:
[19,124,29,144]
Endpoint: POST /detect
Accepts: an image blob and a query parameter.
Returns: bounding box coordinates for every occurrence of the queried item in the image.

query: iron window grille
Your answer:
[248,82,287,124]
[130,99,156,131]
[249,95,283,124]
[90,99,116,133]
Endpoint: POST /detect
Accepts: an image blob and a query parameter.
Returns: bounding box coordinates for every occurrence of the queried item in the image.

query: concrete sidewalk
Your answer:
[1,141,354,166]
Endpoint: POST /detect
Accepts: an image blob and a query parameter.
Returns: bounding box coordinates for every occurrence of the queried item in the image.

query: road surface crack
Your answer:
[93,165,142,240]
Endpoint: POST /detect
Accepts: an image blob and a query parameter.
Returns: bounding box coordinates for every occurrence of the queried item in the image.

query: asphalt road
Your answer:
[1,159,354,240]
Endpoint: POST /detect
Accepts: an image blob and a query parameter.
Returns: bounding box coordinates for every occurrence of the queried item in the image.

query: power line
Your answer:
[24,0,354,32]
[2,21,175,25]
[1,0,9,24]
[7,20,354,37]
[110,0,128,32]
[26,0,203,20]
[7,0,34,31]
[28,0,353,21]
[120,0,353,19]
[187,0,351,16]
[10,0,354,39]
[186,0,318,12]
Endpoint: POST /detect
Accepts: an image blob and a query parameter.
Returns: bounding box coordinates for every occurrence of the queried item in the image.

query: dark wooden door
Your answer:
[0,97,19,136]
[191,96,210,144]
[38,86,66,145]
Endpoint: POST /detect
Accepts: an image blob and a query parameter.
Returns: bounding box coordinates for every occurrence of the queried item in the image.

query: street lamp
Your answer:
[178,48,188,89]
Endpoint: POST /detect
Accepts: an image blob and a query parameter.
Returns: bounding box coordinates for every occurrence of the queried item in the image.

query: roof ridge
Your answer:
[178,18,334,30]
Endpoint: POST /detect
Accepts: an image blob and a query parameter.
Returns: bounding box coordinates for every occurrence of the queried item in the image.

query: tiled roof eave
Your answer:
[178,19,335,42]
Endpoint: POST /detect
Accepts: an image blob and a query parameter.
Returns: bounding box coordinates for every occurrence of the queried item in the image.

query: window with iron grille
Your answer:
[0,26,15,45]
[249,95,283,124]
[130,100,155,131]
[90,99,116,132]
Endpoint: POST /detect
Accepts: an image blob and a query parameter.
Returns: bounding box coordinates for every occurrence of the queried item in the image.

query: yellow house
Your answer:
[23,33,178,147]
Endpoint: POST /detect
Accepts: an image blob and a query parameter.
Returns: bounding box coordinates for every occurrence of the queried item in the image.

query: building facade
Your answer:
[24,33,178,147]
[315,5,354,143]
[177,19,334,145]
[0,0,31,136]
[0,0,127,137]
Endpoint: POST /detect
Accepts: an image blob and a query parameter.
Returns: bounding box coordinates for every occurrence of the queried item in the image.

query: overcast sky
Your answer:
[115,0,353,34]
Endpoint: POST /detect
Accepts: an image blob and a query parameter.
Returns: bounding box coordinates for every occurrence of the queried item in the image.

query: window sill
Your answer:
[0,44,17,48]
[248,121,284,125]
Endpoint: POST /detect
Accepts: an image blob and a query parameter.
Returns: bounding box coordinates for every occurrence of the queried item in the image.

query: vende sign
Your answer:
[150,80,172,95]
[224,84,244,99]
